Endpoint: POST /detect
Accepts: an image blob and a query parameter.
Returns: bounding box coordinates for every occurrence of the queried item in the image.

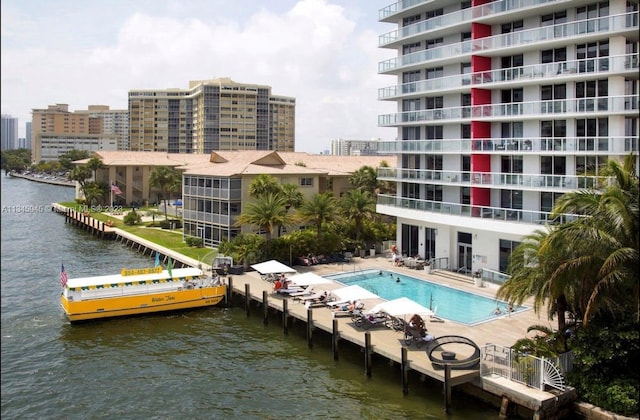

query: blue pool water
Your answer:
[326,269,525,325]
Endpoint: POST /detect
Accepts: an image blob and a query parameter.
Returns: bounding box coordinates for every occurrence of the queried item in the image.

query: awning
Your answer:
[369,297,434,317]
[287,272,333,286]
[250,260,297,275]
[332,285,379,302]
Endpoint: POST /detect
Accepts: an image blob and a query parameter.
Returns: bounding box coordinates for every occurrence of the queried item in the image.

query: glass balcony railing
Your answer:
[376,194,579,225]
[379,12,639,73]
[378,54,639,100]
[378,95,639,126]
[376,168,609,191]
[379,0,562,46]
[374,137,639,155]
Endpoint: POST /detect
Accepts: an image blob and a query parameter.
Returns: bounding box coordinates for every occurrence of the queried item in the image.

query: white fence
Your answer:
[481,344,574,392]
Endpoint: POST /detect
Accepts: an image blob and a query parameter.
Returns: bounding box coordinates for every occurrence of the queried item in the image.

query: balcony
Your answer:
[376,194,578,226]
[375,137,638,155]
[378,54,639,101]
[378,95,639,127]
[378,12,639,74]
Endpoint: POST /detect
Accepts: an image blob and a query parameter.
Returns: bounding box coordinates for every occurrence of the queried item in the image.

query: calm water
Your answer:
[327,270,525,325]
[1,174,501,419]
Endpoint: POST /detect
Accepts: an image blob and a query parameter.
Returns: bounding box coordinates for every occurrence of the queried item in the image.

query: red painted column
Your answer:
[470,22,492,215]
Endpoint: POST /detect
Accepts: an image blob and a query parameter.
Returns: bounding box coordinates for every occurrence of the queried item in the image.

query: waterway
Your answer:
[0,174,502,419]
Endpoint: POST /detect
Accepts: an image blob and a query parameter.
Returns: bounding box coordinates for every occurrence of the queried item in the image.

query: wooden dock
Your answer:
[224,258,575,419]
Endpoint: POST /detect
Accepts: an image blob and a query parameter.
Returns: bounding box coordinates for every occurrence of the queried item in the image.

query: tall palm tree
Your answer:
[297,192,339,241]
[549,155,639,326]
[149,166,181,219]
[235,193,292,242]
[498,155,639,330]
[248,174,281,199]
[340,189,376,248]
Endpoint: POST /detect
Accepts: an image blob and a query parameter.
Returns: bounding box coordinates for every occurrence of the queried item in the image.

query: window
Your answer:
[501,54,523,80]
[426,67,443,79]
[461,93,471,117]
[425,125,443,139]
[403,42,421,55]
[300,177,313,186]
[576,118,608,151]
[576,79,608,111]
[577,41,609,73]
[426,38,444,50]
[540,84,566,113]
[541,10,567,37]
[403,14,421,26]
[501,89,523,115]
[402,71,421,93]
[499,240,521,273]
[577,2,610,33]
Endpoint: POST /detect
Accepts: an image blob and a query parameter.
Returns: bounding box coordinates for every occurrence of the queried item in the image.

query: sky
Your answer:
[1,0,398,153]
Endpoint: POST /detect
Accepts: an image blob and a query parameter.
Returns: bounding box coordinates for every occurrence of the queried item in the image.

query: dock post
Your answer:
[262,291,269,325]
[401,347,409,394]
[244,283,251,317]
[306,309,313,348]
[444,364,452,414]
[226,277,233,307]
[364,332,372,377]
[282,299,289,335]
[332,319,339,361]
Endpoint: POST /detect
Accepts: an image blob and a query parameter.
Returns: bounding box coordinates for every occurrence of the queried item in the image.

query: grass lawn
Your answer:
[59,202,217,262]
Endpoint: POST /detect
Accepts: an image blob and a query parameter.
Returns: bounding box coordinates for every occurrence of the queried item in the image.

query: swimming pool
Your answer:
[325,269,525,325]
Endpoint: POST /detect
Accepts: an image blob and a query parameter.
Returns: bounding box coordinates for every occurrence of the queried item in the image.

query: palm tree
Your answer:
[278,183,304,236]
[68,165,92,202]
[248,174,281,199]
[297,192,339,241]
[235,193,292,242]
[340,189,376,248]
[86,156,105,181]
[149,166,181,219]
[83,182,104,206]
[349,165,378,194]
[548,155,639,326]
[498,155,639,331]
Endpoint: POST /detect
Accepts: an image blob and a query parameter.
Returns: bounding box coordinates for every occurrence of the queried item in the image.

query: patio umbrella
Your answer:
[332,285,379,302]
[369,297,434,317]
[250,260,297,275]
[287,272,334,286]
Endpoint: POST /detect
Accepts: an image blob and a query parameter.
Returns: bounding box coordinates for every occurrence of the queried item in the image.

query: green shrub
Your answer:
[123,210,142,225]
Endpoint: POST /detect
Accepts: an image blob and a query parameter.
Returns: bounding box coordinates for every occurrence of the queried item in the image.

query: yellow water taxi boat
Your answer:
[60,266,226,322]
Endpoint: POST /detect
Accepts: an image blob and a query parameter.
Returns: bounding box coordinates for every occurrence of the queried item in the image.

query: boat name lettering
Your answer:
[151,297,165,302]
[121,267,163,276]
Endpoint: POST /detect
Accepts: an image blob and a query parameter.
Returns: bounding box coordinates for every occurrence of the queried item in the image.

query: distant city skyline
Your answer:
[0,0,396,153]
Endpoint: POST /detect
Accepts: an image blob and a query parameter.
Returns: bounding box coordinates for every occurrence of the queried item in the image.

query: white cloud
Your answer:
[1,0,395,152]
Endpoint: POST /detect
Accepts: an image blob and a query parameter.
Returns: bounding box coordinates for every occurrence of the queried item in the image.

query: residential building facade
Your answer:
[330,138,393,156]
[128,78,295,154]
[375,0,639,281]
[31,104,128,162]
[82,151,384,248]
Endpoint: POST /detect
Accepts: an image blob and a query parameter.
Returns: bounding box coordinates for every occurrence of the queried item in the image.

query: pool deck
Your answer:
[226,254,568,416]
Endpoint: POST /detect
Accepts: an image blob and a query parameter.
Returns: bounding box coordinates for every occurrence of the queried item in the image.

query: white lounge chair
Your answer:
[289,285,314,298]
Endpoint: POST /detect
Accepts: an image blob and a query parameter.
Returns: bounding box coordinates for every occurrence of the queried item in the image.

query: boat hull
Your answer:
[60,285,226,322]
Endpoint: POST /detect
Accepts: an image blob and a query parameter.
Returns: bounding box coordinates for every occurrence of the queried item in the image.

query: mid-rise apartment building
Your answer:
[31,104,127,162]
[375,0,639,281]
[128,78,295,154]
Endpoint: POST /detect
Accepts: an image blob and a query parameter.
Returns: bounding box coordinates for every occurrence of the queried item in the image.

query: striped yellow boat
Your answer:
[60,266,226,322]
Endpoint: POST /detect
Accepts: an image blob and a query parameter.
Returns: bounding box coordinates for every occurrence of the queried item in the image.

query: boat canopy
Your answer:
[65,267,203,289]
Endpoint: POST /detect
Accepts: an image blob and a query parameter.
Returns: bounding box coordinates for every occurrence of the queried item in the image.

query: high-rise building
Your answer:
[375,0,639,281]
[128,77,296,154]
[31,104,126,162]
[330,138,393,156]
[1,114,19,151]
